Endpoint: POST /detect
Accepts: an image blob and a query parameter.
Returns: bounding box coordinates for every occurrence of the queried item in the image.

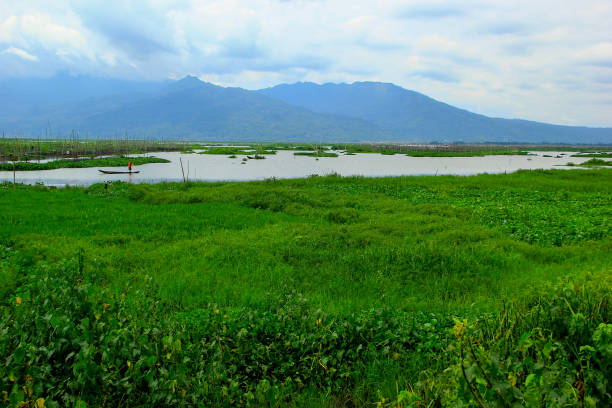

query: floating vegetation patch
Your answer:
[294,151,339,158]
[565,158,612,167]
[199,147,276,155]
[0,156,169,171]
[571,152,612,158]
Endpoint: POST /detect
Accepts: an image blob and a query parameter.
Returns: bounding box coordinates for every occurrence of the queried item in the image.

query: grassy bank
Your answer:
[581,158,612,167]
[1,169,611,406]
[0,156,169,171]
[565,158,612,167]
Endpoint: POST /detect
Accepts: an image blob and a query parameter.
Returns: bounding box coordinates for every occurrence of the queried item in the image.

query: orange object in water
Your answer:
[128,161,132,171]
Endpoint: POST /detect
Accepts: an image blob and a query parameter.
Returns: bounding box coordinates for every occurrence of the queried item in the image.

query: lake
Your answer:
[0,150,602,186]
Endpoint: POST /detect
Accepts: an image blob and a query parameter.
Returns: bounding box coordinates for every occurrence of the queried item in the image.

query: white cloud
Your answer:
[2,46,38,61]
[0,0,611,126]
[0,15,17,42]
[576,42,612,66]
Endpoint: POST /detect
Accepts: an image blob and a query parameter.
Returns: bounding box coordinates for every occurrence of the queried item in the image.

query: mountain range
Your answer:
[1,74,610,144]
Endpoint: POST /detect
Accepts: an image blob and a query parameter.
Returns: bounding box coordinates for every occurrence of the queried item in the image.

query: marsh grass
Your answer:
[0,156,169,171]
[199,147,276,155]
[0,138,200,162]
[564,159,612,168]
[330,144,530,156]
[404,150,528,157]
[0,169,610,406]
[2,169,610,312]
[579,158,612,167]
[571,153,612,158]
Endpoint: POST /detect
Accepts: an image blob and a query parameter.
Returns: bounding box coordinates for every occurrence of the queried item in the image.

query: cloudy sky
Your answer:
[1,0,611,127]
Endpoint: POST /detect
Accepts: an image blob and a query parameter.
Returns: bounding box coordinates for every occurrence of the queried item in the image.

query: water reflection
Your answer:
[0,150,605,187]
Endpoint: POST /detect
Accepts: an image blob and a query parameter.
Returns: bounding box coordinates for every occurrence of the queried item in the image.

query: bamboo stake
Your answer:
[12,139,16,188]
[179,157,186,185]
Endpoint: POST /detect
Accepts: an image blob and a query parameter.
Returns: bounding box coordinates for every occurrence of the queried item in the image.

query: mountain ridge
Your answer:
[258,81,612,143]
[0,74,610,143]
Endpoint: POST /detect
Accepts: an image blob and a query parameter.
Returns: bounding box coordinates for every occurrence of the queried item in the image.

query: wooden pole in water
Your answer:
[179,157,186,185]
[12,138,17,188]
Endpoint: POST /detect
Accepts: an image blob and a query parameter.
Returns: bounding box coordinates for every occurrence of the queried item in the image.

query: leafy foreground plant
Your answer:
[1,243,610,407]
[397,278,611,407]
[0,245,453,407]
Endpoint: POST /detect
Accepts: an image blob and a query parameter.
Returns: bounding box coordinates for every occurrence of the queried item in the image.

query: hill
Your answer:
[259,81,612,144]
[74,76,385,141]
[0,75,384,141]
[1,74,610,143]
[0,72,162,119]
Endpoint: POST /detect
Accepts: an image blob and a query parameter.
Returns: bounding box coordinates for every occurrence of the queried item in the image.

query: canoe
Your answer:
[98,170,140,174]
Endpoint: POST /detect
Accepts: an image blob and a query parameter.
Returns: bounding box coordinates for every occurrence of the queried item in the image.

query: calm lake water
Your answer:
[0,150,604,187]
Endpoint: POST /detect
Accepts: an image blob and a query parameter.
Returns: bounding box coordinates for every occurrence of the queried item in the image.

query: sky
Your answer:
[1,0,611,127]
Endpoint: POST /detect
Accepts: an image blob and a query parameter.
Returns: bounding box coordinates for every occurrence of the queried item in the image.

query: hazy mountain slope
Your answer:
[7,76,385,141]
[0,73,164,118]
[259,82,612,144]
[1,75,610,143]
[0,93,158,136]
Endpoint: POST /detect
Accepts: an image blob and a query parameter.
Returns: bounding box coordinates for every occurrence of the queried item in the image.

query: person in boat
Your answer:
[128,161,132,172]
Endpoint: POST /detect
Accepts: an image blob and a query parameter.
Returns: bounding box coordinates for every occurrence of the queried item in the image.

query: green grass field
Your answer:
[1,169,610,407]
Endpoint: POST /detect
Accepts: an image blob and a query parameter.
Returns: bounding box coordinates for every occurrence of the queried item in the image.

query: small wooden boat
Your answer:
[98,170,140,174]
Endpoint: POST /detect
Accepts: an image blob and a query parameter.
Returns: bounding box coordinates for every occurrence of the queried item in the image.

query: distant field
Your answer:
[1,169,610,406]
[2,138,611,163]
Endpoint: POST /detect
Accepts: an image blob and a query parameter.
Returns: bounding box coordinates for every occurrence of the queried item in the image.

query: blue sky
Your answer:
[1,0,611,127]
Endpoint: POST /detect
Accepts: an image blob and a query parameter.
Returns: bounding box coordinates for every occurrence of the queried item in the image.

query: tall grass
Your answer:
[0,169,610,406]
[0,137,201,162]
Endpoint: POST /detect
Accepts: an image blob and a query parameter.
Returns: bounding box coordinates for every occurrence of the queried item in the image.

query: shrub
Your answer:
[399,277,611,407]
